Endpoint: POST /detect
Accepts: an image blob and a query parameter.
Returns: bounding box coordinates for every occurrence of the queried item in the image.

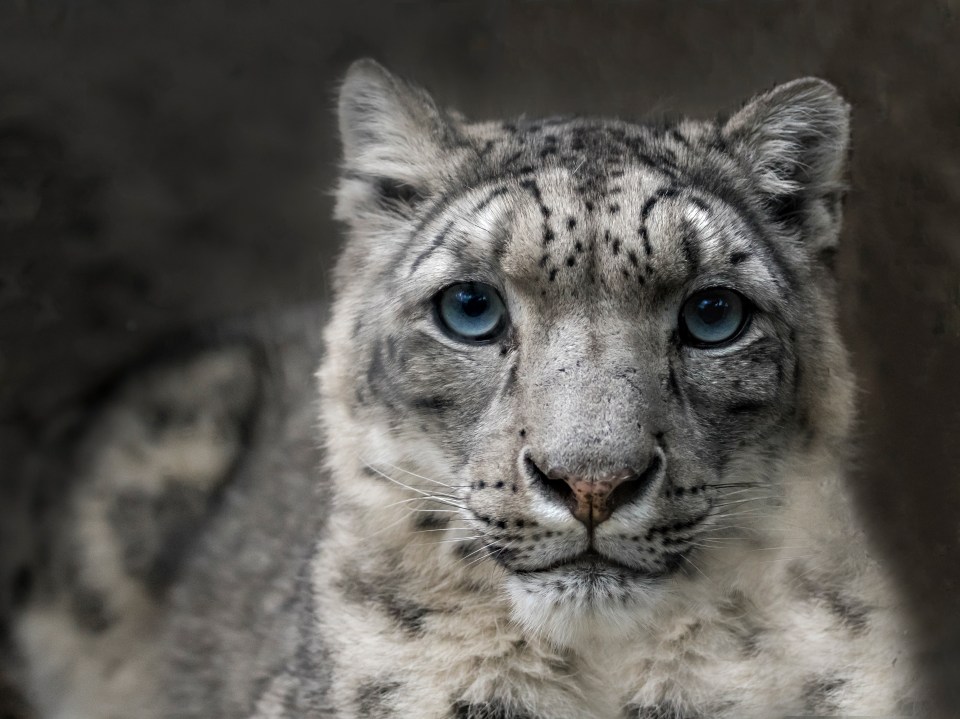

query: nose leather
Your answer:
[547,468,638,526]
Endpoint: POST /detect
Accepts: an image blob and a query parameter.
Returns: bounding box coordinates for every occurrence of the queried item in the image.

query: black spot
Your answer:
[729,251,750,265]
[548,268,558,282]
[566,256,576,267]
[608,203,620,214]
[627,250,639,267]
[543,228,555,243]
[585,200,594,212]
[567,217,577,230]
[574,241,584,253]
[356,681,401,719]
[612,238,621,255]
[452,700,537,719]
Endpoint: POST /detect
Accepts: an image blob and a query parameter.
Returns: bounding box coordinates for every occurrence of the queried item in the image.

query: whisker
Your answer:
[407,508,463,514]
[416,536,484,547]
[382,496,465,511]
[377,460,464,490]
[358,458,450,498]
[707,482,767,490]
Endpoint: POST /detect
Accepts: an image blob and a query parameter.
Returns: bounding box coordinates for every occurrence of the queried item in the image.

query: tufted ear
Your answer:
[722,78,850,246]
[336,59,455,220]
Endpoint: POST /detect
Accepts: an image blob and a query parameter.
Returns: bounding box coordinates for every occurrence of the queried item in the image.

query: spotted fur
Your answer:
[8,62,918,718]
[317,60,917,718]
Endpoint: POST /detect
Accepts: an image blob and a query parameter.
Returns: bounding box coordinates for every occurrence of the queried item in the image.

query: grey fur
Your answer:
[6,61,917,718]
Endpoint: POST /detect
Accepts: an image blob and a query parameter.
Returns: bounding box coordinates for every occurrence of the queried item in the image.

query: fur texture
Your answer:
[318,60,916,718]
[9,61,918,718]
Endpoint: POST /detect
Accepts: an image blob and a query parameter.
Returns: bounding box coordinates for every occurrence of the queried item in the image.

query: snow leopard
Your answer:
[7,59,920,718]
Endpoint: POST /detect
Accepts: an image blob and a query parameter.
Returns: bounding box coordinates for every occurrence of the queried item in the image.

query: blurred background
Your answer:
[1,0,958,714]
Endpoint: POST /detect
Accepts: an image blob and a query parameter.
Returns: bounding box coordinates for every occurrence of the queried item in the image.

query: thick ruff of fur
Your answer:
[10,61,918,718]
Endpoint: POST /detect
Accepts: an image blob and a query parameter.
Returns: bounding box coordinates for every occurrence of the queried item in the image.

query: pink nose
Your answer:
[547,467,643,526]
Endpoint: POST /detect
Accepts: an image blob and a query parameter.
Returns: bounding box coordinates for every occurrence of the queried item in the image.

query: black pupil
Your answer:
[458,290,489,317]
[697,296,729,325]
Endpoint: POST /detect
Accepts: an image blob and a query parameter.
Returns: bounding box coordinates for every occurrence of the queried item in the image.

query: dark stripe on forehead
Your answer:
[679,220,702,276]
[518,178,552,219]
[682,169,798,291]
[409,218,456,275]
[640,185,681,222]
[474,185,509,212]
[639,226,653,256]
[411,187,460,239]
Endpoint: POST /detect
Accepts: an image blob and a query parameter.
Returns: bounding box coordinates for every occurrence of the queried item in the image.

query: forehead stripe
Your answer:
[409,218,456,275]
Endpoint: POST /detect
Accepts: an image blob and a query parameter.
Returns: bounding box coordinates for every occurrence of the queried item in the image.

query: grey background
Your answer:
[1,0,958,714]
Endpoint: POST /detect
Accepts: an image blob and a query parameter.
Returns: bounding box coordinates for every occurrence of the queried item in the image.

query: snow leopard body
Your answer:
[7,60,918,718]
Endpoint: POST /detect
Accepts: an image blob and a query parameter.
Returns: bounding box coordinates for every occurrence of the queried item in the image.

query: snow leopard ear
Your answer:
[336,59,455,221]
[722,78,850,248]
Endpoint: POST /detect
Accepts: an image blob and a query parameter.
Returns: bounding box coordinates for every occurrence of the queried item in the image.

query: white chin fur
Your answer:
[504,570,671,649]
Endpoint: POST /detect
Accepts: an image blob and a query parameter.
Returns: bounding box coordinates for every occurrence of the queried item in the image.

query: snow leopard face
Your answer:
[324,61,852,620]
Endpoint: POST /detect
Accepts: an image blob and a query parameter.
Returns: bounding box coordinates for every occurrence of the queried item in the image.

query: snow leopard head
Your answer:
[322,59,854,637]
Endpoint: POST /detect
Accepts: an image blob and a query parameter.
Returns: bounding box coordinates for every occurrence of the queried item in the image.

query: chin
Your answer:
[503,561,677,649]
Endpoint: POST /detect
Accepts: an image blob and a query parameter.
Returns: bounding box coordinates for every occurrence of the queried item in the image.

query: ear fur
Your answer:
[722,78,850,240]
[336,59,454,219]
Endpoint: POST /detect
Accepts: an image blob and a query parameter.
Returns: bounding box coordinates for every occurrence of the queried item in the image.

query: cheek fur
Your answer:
[358,324,512,445]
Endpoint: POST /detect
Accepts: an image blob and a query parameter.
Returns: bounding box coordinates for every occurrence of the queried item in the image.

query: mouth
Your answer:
[517,549,685,579]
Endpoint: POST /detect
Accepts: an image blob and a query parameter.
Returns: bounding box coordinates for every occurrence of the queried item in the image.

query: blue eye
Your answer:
[436,282,508,341]
[680,288,749,346]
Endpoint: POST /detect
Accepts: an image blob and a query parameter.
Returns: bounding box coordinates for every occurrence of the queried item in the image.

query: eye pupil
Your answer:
[459,291,489,317]
[696,297,729,325]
